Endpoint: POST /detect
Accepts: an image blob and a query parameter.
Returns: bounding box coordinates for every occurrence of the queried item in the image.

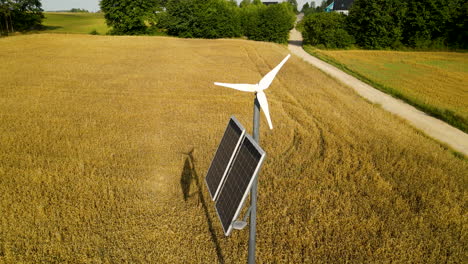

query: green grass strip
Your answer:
[303,45,468,133]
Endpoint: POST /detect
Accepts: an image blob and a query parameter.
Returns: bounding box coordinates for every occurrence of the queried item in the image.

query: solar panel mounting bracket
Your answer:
[233,220,247,230]
[232,206,252,230]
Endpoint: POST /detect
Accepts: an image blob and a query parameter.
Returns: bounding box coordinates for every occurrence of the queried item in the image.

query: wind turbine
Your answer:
[214,54,291,130]
[214,54,291,264]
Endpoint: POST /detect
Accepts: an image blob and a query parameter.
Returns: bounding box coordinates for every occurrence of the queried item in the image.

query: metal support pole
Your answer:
[248,96,260,264]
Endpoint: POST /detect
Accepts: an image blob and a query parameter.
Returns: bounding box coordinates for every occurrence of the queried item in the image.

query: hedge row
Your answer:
[241,2,295,43]
[300,0,468,50]
[162,0,295,43]
[101,0,295,44]
[301,12,354,49]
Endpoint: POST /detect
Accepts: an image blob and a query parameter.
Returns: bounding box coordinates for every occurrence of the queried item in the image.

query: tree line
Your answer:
[100,0,296,44]
[301,0,334,15]
[0,0,43,36]
[69,8,89,13]
[300,0,468,49]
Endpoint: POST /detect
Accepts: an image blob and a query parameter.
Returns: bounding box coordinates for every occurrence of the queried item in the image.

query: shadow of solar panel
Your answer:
[205,116,246,201]
[215,133,266,236]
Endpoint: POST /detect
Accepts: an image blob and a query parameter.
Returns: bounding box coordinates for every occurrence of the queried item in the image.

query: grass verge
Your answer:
[303,45,468,133]
[42,12,109,35]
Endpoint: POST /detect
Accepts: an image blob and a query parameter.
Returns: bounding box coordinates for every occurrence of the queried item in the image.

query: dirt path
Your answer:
[288,28,468,156]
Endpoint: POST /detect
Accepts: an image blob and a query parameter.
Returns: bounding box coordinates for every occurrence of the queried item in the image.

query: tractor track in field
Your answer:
[273,79,328,161]
[243,44,328,161]
[288,20,468,156]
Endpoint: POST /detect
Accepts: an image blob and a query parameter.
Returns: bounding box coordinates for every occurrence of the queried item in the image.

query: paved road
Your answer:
[288,27,468,156]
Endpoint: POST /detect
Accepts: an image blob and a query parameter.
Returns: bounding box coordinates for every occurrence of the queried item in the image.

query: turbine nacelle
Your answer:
[214,54,291,130]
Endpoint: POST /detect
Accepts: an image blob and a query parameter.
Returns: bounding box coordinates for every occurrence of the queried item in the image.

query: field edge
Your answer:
[302,45,468,133]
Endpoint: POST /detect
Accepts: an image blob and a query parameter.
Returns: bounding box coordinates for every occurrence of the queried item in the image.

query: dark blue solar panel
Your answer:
[215,133,266,236]
[205,116,245,201]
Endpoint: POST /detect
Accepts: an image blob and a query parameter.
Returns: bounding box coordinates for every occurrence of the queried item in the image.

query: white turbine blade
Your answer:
[257,91,273,130]
[258,54,291,90]
[214,82,257,92]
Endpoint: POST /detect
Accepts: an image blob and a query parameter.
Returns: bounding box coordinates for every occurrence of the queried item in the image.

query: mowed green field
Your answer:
[305,47,468,132]
[42,12,109,34]
[0,34,466,263]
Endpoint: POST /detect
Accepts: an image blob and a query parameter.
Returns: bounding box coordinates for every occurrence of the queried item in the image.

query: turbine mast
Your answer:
[249,95,261,264]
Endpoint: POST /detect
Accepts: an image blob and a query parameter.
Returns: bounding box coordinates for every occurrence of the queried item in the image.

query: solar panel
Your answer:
[215,133,266,236]
[205,116,246,201]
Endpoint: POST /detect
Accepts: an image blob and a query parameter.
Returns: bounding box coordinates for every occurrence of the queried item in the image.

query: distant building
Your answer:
[325,2,334,12]
[333,0,354,15]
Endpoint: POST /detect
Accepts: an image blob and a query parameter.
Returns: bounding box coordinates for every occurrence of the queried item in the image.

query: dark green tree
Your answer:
[448,1,468,48]
[312,0,332,13]
[243,2,295,43]
[0,0,14,35]
[303,1,319,15]
[192,0,241,38]
[302,12,355,48]
[100,0,160,35]
[402,0,465,48]
[70,8,89,13]
[301,2,310,13]
[346,0,467,49]
[1,0,43,34]
[17,0,43,28]
[240,0,251,8]
[240,1,265,37]
[163,0,241,38]
[159,0,196,37]
[288,0,298,13]
[347,0,407,49]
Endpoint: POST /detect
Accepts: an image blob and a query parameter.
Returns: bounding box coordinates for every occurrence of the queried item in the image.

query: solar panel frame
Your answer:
[215,133,266,236]
[205,116,246,201]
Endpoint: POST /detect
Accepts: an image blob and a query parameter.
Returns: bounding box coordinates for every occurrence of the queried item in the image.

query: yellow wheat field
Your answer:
[316,49,468,123]
[0,34,466,263]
